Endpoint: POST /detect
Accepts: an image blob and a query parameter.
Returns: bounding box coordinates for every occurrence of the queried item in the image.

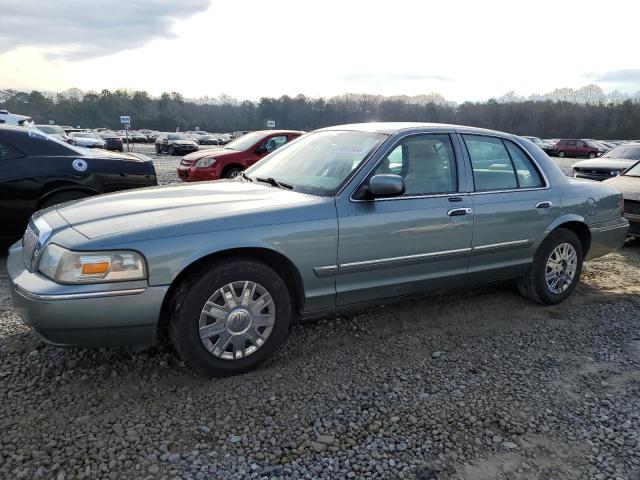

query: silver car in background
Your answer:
[7,123,628,376]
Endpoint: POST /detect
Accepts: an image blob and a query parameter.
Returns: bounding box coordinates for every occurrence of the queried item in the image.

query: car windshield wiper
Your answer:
[255,177,294,190]
[240,172,253,182]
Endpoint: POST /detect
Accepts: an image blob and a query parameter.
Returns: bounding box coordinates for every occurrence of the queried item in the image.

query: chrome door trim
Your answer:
[314,247,472,276]
[472,239,532,252]
[312,265,339,277]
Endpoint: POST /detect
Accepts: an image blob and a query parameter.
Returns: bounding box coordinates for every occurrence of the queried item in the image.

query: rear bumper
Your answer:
[586,217,629,260]
[6,242,168,348]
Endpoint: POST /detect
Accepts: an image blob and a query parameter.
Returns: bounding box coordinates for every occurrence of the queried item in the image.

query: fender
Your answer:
[39,183,101,205]
[534,213,588,251]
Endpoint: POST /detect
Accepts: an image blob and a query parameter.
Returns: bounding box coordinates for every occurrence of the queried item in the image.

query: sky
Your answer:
[1,0,639,102]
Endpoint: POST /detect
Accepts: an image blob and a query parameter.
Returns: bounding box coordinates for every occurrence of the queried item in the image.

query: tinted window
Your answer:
[262,135,288,153]
[463,135,518,190]
[372,134,457,196]
[0,141,22,160]
[504,141,544,188]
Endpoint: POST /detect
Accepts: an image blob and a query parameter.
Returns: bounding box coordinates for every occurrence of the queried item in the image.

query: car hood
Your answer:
[183,147,234,161]
[572,158,637,170]
[55,180,327,240]
[605,175,640,201]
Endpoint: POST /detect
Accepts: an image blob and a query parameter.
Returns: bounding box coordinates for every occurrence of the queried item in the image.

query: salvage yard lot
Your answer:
[0,155,638,479]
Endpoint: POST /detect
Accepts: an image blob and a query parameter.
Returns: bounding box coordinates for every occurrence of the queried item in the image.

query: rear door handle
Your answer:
[536,201,552,209]
[448,207,473,217]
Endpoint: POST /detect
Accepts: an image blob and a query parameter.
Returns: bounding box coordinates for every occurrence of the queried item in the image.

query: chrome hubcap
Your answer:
[545,243,577,294]
[199,281,275,360]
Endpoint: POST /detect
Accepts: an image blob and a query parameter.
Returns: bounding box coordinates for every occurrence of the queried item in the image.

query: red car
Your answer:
[553,139,601,158]
[177,130,304,181]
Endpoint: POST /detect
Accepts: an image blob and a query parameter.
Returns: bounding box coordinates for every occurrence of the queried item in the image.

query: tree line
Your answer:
[1,88,639,139]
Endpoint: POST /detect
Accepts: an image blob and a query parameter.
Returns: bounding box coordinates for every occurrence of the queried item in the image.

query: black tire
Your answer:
[40,191,90,209]
[169,257,292,377]
[155,144,161,154]
[168,145,176,156]
[517,228,583,305]
[222,166,242,179]
[557,151,565,158]
[588,152,596,159]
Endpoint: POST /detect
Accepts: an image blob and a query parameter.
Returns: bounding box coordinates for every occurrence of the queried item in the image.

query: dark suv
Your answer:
[554,139,601,158]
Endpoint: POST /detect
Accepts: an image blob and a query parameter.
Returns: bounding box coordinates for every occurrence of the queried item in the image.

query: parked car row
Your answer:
[5,122,629,377]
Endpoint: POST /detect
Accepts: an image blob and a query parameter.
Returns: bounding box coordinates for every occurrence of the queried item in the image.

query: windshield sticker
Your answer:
[28,129,49,141]
[72,159,88,172]
[330,145,366,155]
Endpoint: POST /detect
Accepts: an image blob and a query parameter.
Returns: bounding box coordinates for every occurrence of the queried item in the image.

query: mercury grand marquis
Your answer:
[7,123,629,376]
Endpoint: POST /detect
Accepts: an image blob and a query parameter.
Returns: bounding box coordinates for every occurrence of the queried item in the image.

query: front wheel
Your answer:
[557,151,565,158]
[222,166,243,179]
[169,258,292,377]
[168,145,176,156]
[517,228,583,305]
[588,152,596,159]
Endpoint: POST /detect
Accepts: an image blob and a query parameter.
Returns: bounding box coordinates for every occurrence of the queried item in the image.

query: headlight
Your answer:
[38,244,146,284]
[610,170,621,176]
[195,157,216,168]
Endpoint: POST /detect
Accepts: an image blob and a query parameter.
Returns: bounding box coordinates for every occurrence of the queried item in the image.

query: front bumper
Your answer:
[586,217,629,260]
[6,242,168,348]
[176,166,216,182]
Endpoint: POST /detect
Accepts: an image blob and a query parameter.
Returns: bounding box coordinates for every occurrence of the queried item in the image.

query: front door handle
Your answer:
[448,207,473,217]
[536,201,552,209]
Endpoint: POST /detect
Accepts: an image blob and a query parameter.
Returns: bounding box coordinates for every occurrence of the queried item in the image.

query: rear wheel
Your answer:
[588,152,596,159]
[41,191,90,209]
[557,151,565,158]
[517,228,583,305]
[155,144,161,154]
[222,165,243,179]
[169,258,292,377]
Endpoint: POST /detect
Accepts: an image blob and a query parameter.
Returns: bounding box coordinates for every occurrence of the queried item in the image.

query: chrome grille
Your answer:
[22,223,39,268]
[624,199,640,216]
[22,216,52,272]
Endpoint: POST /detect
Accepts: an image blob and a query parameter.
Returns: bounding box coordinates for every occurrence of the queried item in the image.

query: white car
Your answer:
[69,132,106,148]
[0,109,33,126]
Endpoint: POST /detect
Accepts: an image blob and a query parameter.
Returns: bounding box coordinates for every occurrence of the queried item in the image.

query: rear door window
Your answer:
[504,141,544,188]
[463,135,518,191]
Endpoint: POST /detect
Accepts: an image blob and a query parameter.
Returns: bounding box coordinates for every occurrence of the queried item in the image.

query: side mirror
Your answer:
[255,145,268,155]
[366,174,405,198]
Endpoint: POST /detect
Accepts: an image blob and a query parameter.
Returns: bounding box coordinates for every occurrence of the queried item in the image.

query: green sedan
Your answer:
[7,123,629,376]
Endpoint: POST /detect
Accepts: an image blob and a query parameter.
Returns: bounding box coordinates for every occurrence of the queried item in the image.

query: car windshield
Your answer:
[36,125,64,135]
[245,130,386,196]
[602,144,640,160]
[622,161,640,177]
[225,131,269,151]
[167,133,188,140]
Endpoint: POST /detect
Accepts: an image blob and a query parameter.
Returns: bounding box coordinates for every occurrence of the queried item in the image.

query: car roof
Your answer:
[317,122,511,137]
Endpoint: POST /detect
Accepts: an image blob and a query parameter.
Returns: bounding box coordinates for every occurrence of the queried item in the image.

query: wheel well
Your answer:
[555,221,591,255]
[222,164,244,174]
[38,188,97,209]
[157,247,305,341]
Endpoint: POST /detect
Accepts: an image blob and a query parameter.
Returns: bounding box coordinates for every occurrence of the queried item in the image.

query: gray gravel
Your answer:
[1,151,638,479]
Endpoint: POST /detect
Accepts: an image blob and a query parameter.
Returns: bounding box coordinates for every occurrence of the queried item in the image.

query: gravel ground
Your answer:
[1,152,638,480]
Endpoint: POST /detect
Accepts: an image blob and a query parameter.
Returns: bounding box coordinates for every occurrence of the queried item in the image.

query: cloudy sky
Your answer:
[1,0,639,102]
